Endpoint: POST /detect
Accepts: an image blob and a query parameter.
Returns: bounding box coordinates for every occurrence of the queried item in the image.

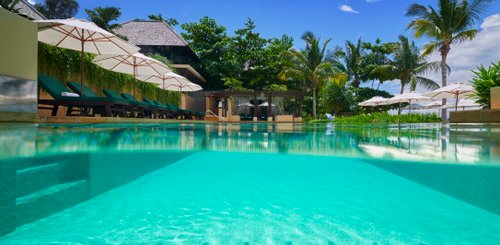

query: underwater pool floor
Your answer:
[1,151,499,244]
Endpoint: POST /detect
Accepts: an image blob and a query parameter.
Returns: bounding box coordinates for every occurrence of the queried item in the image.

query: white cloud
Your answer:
[27,0,36,4]
[426,14,500,85]
[339,5,359,14]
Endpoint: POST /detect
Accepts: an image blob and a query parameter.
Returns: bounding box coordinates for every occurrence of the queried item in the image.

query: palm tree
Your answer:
[371,36,440,113]
[331,39,367,88]
[85,6,122,32]
[0,0,21,13]
[406,0,490,120]
[281,31,338,119]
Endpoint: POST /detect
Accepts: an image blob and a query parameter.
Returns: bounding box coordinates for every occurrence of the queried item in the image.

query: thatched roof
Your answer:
[114,20,188,46]
[15,0,46,20]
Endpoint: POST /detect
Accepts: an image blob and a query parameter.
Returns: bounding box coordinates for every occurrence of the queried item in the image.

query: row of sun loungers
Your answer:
[37,75,205,120]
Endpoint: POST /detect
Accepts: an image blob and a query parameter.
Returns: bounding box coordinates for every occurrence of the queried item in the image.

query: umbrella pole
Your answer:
[133,57,137,97]
[455,94,459,111]
[80,34,85,97]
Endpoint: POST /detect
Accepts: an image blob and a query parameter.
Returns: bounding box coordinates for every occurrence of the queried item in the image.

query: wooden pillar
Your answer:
[267,95,273,118]
[227,97,233,117]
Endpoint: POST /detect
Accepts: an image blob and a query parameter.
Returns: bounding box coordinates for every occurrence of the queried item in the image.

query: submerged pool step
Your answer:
[15,180,89,227]
[15,163,61,198]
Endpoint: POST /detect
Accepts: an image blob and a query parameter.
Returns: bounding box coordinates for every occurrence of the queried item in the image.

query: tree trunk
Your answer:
[398,83,405,116]
[440,48,449,123]
[312,84,317,119]
[352,79,360,88]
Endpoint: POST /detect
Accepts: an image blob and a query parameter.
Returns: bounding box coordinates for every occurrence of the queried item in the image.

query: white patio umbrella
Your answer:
[358,96,388,107]
[422,101,442,109]
[258,102,276,107]
[92,53,171,96]
[35,18,140,96]
[237,102,255,107]
[138,72,202,92]
[424,82,475,111]
[380,92,430,113]
[403,103,424,110]
[440,99,480,111]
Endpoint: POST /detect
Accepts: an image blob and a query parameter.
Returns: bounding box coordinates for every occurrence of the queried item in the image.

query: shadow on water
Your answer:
[365,158,500,216]
[0,151,192,237]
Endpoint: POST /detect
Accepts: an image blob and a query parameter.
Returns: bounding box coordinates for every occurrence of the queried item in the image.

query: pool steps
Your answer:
[0,151,193,237]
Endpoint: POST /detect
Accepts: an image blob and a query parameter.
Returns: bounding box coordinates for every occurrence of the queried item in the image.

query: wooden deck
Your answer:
[38,116,215,124]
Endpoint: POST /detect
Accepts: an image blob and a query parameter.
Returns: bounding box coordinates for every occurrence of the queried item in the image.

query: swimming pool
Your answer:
[0,123,499,243]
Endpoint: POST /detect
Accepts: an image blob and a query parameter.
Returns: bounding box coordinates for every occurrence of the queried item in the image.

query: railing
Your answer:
[205,110,219,118]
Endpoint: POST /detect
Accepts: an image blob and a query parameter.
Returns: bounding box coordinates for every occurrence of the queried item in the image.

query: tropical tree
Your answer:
[0,0,20,13]
[471,61,500,108]
[320,77,352,116]
[34,0,79,19]
[181,17,235,89]
[85,6,122,32]
[371,36,440,113]
[148,13,179,27]
[281,31,339,119]
[372,36,440,93]
[331,39,368,88]
[406,0,491,120]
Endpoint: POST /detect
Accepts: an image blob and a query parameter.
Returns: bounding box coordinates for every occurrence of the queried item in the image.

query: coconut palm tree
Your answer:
[371,36,441,113]
[85,6,122,32]
[281,31,339,119]
[330,39,367,88]
[406,0,490,120]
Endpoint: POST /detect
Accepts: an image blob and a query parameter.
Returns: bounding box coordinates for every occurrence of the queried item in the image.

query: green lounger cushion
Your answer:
[121,93,149,107]
[153,100,172,110]
[38,74,75,101]
[143,98,162,108]
[67,82,130,104]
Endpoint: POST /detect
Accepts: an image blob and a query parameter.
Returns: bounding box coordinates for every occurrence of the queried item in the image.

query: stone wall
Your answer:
[0,8,38,122]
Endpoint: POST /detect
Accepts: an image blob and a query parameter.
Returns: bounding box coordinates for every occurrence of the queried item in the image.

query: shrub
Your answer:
[308,112,441,124]
[471,61,500,108]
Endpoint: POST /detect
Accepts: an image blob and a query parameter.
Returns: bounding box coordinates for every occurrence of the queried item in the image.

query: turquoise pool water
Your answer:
[0,123,499,243]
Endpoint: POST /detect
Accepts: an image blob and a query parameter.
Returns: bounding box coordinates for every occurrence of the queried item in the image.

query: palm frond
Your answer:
[414,76,440,90]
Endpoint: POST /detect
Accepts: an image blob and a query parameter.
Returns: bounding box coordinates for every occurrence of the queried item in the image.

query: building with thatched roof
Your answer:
[114,20,206,85]
[6,0,46,20]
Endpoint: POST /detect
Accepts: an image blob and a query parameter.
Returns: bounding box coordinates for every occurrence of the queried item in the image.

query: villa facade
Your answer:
[114,20,206,85]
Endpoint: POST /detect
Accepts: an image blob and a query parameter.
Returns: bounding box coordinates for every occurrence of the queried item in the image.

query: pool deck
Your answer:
[37,116,216,124]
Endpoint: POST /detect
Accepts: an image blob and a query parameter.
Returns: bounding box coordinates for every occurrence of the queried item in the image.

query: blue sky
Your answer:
[66,0,500,48]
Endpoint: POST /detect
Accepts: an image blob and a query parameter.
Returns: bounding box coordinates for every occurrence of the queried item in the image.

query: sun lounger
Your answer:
[102,89,147,118]
[67,81,130,117]
[37,74,124,117]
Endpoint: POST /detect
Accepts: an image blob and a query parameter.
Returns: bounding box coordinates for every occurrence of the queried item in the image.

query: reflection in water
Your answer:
[0,123,499,164]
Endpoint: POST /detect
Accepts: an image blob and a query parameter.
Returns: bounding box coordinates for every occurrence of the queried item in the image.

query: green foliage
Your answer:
[0,0,21,13]
[308,112,441,124]
[319,82,353,116]
[85,6,122,32]
[34,0,78,19]
[281,31,340,119]
[148,13,179,27]
[38,43,180,105]
[371,35,439,94]
[181,17,234,89]
[148,53,175,70]
[222,77,251,92]
[181,17,293,91]
[471,61,500,108]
